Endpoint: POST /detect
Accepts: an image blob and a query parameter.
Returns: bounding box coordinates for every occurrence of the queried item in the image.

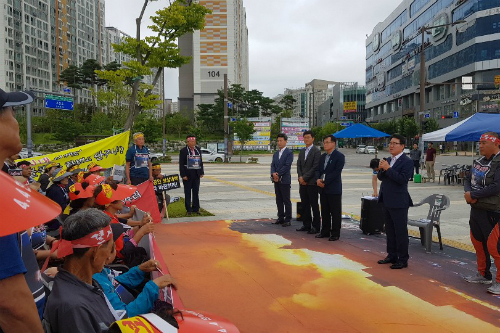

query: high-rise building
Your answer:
[178,0,249,117]
[0,0,163,117]
[365,0,500,126]
[317,82,367,127]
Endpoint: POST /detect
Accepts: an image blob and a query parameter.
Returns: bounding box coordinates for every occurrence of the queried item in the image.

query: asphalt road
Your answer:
[160,148,478,249]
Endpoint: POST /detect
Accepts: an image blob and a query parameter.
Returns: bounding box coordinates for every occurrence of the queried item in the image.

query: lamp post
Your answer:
[419,20,466,119]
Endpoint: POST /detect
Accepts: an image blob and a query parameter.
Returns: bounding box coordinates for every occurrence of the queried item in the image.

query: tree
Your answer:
[398,117,419,142]
[424,118,440,133]
[167,112,191,138]
[112,0,211,130]
[59,65,83,90]
[231,119,255,162]
[279,94,296,113]
[132,113,162,143]
[52,110,85,142]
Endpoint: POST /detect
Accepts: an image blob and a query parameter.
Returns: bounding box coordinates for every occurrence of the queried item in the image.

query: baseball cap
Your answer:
[0,171,61,236]
[87,162,106,173]
[52,167,73,182]
[0,88,34,108]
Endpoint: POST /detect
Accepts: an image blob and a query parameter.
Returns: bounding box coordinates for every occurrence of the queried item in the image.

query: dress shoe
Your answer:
[282,222,291,227]
[328,236,339,241]
[194,211,201,215]
[390,262,408,269]
[377,257,396,264]
[186,212,192,216]
[307,227,317,234]
[315,234,329,238]
[296,226,310,231]
[273,219,284,224]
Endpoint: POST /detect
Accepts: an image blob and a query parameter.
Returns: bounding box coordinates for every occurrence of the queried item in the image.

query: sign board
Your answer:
[153,174,181,192]
[341,122,353,127]
[462,76,473,90]
[343,101,357,113]
[233,117,271,150]
[227,102,233,109]
[424,113,430,118]
[495,75,500,87]
[339,116,346,120]
[280,118,309,149]
[453,111,459,118]
[45,94,74,110]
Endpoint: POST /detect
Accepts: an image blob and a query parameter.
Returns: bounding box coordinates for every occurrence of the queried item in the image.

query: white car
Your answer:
[18,149,43,159]
[150,152,164,162]
[356,145,366,154]
[364,146,377,154]
[403,148,410,155]
[200,149,224,162]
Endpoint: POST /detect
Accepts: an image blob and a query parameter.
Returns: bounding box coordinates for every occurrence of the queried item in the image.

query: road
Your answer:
[160,148,477,249]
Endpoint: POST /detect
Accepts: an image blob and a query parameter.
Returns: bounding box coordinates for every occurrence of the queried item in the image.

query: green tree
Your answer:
[59,65,83,90]
[231,119,255,162]
[89,112,113,135]
[132,113,162,143]
[424,118,440,133]
[167,112,191,138]
[112,0,211,130]
[279,94,296,113]
[52,110,85,142]
[398,117,419,142]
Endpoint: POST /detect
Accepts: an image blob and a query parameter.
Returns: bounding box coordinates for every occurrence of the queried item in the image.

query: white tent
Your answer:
[421,116,472,142]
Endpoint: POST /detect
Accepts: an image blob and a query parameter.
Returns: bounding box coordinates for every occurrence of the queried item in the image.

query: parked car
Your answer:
[18,149,43,159]
[150,152,164,162]
[364,146,377,154]
[200,149,224,162]
[403,148,410,155]
[356,145,366,154]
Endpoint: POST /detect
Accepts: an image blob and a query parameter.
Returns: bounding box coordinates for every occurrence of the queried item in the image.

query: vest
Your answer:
[471,153,500,212]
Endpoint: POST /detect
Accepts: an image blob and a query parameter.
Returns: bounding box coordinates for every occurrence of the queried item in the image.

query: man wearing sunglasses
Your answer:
[376,134,414,269]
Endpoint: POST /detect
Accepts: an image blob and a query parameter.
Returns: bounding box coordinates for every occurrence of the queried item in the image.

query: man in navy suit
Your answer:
[179,134,204,215]
[377,134,414,269]
[315,135,345,241]
[271,133,294,226]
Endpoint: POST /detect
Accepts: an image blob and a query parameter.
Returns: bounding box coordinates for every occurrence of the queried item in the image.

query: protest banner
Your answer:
[122,181,162,223]
[152,174,181,192]
[17,131,130,180]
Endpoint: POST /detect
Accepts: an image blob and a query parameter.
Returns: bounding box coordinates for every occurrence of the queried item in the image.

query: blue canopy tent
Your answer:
[332,123,390,138]
[422,113,500,142]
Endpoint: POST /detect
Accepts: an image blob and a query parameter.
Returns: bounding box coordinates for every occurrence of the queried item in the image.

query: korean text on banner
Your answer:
[17,131,130,181]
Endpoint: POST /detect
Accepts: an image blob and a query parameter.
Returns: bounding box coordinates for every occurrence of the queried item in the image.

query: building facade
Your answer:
[178,0,249,116]
[0,0,164,117]
[365,0,500,127]
[317,82,367,127]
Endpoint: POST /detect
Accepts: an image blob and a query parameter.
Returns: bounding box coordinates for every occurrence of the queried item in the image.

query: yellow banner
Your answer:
[18,131,130,180]
[343,101,357,113]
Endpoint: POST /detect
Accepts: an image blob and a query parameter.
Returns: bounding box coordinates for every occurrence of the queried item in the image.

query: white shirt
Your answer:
[304,145,312,159]
[278,147,287,159]
[390,152,404,167]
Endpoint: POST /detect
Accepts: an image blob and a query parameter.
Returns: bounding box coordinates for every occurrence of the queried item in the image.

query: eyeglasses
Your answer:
[389,142,402,146]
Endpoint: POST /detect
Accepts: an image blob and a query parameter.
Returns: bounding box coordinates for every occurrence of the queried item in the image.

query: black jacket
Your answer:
[316,149,345,195]
[179,146,204,179]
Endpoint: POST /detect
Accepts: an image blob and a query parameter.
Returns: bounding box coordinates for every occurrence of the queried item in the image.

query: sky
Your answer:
[105,0,404,101]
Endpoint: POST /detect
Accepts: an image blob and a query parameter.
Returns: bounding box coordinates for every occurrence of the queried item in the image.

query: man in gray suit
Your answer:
[296,130,321,234]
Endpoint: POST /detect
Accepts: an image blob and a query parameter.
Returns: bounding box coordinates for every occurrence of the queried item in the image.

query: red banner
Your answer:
[123,181,162,223]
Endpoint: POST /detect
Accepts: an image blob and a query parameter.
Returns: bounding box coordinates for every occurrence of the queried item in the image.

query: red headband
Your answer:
[41,225,112,272]
[480,134,500,145]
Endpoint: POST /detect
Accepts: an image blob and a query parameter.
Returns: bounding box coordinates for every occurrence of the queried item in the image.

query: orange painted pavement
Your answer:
[155,220,500,333]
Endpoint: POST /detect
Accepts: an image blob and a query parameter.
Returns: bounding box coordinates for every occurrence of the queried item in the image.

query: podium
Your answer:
[360,197,385,235]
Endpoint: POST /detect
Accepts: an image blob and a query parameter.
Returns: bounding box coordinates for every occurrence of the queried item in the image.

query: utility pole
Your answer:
[224,74,229,163]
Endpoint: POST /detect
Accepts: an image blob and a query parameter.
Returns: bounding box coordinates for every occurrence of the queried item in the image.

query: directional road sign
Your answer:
[227,102,233,109]
[339,116,346,120]
[453,111,459,118]
[45,94,74,111]
[341,122,353,127]
[424,113,430,118]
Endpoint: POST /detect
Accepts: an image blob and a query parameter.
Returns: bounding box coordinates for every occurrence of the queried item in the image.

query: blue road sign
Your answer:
[227,102,233,109]
[63,87,71,93]
[424,113,430,118]
[45,94,74,110]
[453,111,459,118]
[339,116,346,120]
[341,122,353,127]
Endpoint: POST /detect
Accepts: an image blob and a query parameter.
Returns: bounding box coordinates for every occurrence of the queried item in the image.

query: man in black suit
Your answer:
[271,133,294,226]
[377,134,414,269]
[315,135,345,241]
[179,134,204,215]
[296,130,321,234]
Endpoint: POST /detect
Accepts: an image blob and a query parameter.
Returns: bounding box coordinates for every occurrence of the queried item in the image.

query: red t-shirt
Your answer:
[426,147,436,161]
[103,211,125,259]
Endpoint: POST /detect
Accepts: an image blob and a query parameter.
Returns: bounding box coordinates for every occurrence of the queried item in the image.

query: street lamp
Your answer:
[419,20,466,119]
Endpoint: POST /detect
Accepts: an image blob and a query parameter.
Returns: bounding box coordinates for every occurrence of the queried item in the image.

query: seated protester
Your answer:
[93,183,154,267]
[152,163,168,213]
[93,223,176,318]
[66,163,84,190]
[63,181,96,218]
[43,209,123,333]
[87,162,107,176]
[45,168,72,231]
[38,162,60,194]
[1,153,19,174]
[370,158,380,197]
[30,226,58,262]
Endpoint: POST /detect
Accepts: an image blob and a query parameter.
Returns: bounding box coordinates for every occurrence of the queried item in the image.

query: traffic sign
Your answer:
[339,116,346,120]
[45,94,74,110]
[341,122,353,127]
[227,102,233,109]
[424,113,430,118]
[453,111,459,118]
